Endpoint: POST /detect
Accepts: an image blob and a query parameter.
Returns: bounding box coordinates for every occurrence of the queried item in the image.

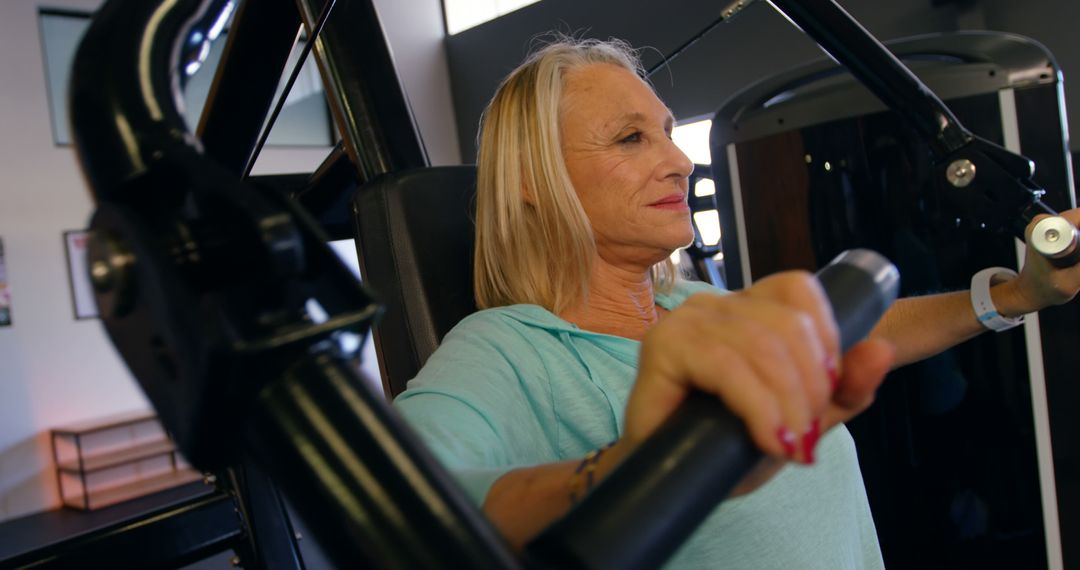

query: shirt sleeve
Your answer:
[394,392,513,504]
[393,313,554,506]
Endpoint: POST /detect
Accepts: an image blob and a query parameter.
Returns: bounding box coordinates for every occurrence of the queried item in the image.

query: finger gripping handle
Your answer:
[526,249,899,570]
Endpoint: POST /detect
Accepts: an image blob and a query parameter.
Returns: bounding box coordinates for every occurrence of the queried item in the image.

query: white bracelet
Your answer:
[970,267,1023,332]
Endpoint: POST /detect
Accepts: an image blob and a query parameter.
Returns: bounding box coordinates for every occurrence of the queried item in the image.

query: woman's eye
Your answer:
[620,132,642,144]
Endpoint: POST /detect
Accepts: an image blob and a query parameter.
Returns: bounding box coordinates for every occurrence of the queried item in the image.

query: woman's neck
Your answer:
[558,258,665,341]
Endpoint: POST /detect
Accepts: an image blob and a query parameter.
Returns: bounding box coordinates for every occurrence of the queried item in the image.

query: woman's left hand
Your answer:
[1005,208,1080,314]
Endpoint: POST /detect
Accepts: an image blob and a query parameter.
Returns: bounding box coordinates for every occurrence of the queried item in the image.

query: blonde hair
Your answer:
[473,36,677,313]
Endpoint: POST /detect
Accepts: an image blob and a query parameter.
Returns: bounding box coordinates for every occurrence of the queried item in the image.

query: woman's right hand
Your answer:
[622,271,894,465]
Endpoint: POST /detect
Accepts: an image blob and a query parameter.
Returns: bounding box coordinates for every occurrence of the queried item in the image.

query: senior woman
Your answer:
[395,38,1080,568]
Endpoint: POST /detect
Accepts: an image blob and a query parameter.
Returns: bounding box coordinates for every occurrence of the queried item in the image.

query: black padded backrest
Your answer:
[352,166,478,399]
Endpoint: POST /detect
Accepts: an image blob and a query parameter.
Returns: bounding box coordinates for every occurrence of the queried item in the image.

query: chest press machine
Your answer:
[59,0,1074,568]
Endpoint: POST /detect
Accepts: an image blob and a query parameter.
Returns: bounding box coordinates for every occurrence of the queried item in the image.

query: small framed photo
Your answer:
[64,230,98,320]
[0,236,11,327]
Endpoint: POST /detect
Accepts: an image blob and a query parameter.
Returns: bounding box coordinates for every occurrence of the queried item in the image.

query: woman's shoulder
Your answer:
[410,304,571,381]
[398,305,570,405]
[447,303,576,340]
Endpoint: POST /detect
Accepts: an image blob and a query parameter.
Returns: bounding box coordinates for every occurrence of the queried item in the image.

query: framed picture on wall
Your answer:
[0,236,11,327]
[64,230,98,320]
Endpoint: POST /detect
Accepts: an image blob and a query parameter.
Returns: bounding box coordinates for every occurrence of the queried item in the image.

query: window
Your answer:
[672,118,712,165]
[670,118,723,267]
[38,8,333,147]
[443,0,541,35]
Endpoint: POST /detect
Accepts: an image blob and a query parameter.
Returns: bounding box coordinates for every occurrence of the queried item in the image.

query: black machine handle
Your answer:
[527,249,900,569]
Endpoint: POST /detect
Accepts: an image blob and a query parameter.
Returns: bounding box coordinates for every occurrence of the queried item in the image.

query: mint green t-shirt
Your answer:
[395,280,883,569]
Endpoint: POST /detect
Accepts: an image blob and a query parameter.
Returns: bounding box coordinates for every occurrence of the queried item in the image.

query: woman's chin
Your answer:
[673,228,697,250]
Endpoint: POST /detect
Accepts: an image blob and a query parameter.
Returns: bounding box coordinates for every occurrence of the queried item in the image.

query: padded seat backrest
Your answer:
[352,166,479,398]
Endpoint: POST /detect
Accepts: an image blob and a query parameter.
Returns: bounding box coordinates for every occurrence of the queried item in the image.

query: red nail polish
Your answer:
[777,427,797,458]
[826,357,840,391]
[801,418,821,464]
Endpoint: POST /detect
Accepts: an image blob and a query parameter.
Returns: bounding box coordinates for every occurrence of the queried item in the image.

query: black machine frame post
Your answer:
[61,0,1074,569]
[294,0,429,182]
[195,0,301,175]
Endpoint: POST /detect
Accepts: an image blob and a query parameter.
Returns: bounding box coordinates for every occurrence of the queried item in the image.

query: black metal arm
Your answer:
[765,0,1075,252]
[767,0,973,157]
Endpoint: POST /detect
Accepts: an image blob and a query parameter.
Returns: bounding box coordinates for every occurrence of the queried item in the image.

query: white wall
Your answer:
[0,0,133,524]
[0,0,456,524]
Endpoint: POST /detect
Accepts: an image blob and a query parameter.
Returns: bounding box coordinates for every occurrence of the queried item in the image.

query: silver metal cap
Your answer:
[1031,216,1078,258]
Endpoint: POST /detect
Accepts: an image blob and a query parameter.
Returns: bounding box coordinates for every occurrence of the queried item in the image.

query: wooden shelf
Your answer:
[78,469,203,511]
[51,410,157,436]
[52,413,196,511]
[56,439,176,473]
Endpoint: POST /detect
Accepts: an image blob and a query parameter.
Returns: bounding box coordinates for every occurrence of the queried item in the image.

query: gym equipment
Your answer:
[44,0,1074,568]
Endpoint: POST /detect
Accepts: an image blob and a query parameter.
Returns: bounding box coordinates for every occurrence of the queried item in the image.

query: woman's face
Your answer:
[560,62,695,269]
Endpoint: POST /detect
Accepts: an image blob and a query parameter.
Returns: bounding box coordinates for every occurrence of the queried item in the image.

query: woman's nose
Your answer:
[663,138,695,179]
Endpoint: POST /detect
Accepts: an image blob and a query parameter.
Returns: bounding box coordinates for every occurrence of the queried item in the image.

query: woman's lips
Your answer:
[648,194,688,210]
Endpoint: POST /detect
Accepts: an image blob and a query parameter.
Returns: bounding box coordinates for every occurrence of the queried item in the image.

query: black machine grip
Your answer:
[526,249,900,570]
